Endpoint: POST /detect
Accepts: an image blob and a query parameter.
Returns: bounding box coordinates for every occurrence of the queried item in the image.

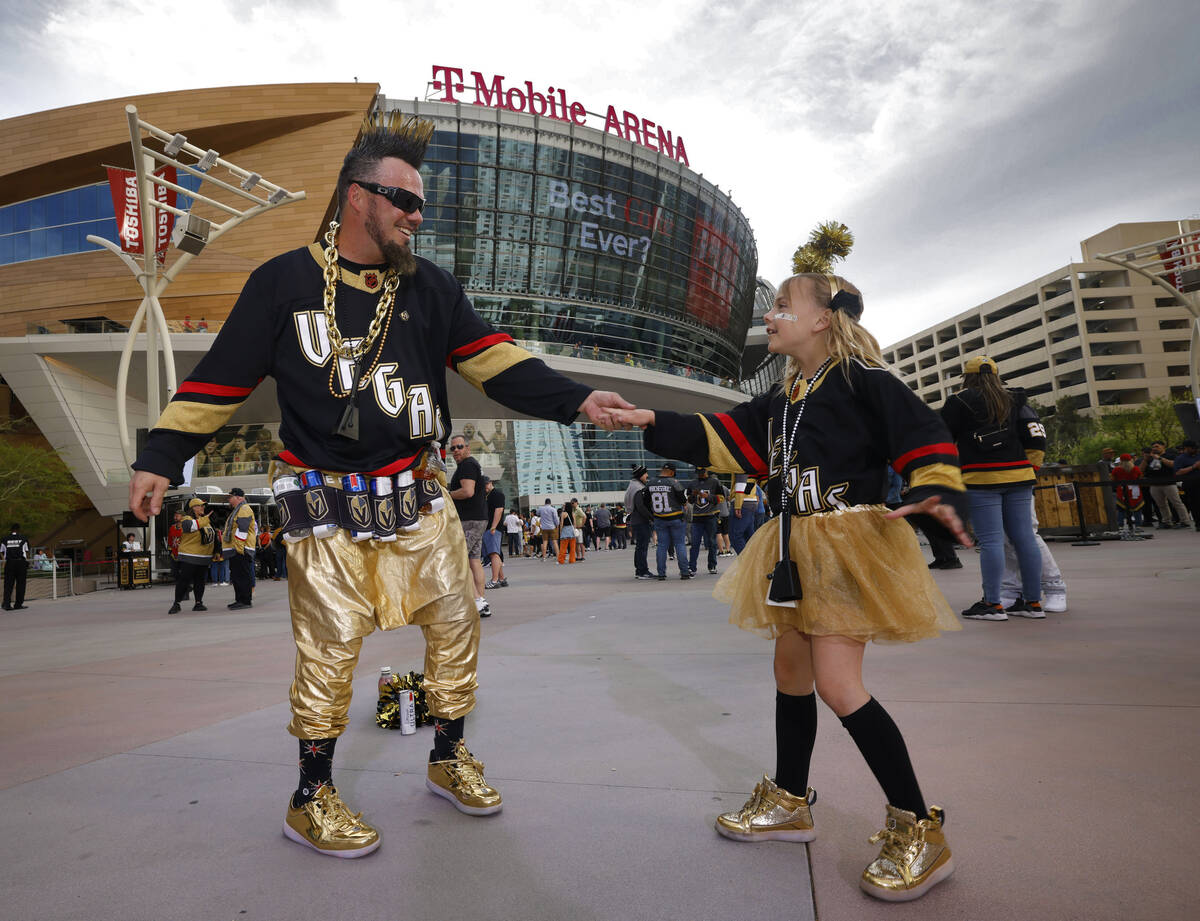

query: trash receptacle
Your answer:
[117,551,152,589]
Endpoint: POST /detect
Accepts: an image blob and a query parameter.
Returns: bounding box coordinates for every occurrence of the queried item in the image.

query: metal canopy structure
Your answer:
[84,104,306,567]
[87,104,307,472]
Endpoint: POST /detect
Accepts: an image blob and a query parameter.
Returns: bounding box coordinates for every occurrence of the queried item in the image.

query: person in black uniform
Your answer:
[647,461,690,580]
[3,523,30,610]
[687,466,726,575]
[126,112,633,859]
[613,273,970,902]
[223,487,257,610]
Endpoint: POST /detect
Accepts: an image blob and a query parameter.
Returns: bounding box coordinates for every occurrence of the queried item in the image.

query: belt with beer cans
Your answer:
[271,446,446,544]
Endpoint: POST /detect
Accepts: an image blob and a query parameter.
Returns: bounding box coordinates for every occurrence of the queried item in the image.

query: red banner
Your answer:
[106,165,177,256]
[685,217,739,329]
[1157,235,1200,292]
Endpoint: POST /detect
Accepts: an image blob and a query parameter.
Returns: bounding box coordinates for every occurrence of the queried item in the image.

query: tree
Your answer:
[792,221,854,274]
[1033,393,1191,464]
[1034,397,1096,462]
[0,419,87,540]
[1096,393,1189,456]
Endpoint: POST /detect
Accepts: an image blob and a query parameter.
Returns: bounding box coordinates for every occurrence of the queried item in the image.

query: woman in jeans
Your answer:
[941,356,1047,620]
[557,504,577,564]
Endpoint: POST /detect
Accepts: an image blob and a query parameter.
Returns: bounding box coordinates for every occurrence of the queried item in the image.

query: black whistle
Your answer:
[333,356,363,440]
[768,558,802,602]
[333,403,360,441]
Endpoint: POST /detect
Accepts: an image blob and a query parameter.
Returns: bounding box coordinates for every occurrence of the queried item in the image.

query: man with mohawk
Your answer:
[128,112,633,857]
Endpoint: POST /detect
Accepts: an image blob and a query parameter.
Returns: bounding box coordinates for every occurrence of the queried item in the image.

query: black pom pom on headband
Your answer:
[826,274,863,319]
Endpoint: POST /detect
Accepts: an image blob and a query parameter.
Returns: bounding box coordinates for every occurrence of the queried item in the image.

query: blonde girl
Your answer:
[613,274,970,902]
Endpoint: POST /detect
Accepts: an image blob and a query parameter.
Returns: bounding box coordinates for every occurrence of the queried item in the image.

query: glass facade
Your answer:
[0,173,203,267]
[393,98,759,382]
[449,416,696,507]
[369,97,758,501]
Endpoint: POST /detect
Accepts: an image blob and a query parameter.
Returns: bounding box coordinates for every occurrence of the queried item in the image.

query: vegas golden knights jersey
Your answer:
[133,247,593,482]
[178,514,215,564]
[646,358,965,519]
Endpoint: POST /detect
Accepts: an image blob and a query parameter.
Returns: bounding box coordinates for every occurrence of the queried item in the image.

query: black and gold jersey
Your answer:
[645,358,965,518]
[133,247,593,481]
[178,514,215,565]
[940,387,1046,488]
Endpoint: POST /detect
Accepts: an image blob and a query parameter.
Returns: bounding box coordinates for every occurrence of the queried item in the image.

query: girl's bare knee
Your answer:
[773,631,813,695]
[814,678,866,718]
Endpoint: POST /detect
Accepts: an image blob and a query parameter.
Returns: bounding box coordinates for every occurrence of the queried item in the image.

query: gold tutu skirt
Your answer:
[713,505,960,644]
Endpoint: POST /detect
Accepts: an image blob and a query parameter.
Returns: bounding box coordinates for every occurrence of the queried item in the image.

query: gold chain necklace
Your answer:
[321,221,400,362]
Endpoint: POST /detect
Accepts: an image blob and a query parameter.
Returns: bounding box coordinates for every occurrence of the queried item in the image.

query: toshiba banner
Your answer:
[1157,236,1200,293]
[105,166,177,256]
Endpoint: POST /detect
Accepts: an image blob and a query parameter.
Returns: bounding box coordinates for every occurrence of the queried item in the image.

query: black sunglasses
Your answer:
[449,444,466,451]
[352,179,425,214]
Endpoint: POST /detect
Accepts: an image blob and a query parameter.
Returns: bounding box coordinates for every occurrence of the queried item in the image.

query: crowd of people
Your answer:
[444,467,765,588]
[1100,441,1199,532]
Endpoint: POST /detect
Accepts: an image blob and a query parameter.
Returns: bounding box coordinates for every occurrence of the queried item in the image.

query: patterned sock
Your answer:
[292,737,337,807]
[430,716,464,761]
[839,697,928,818]
[774,691,817,796]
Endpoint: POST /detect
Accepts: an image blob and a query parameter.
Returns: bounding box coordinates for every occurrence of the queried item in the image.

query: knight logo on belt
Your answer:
[344,474,371,529]
[306,487,329,520]
[349,494,371,528]
[342,474,373,541]
[378,496,396,531]
[400,487,417,520]
[371,475,399,541]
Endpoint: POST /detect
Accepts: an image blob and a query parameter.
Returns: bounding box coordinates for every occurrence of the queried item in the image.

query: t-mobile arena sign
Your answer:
[430,65,690,167]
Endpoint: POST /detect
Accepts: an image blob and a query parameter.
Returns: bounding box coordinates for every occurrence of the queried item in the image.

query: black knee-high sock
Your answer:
[839,697,927,818]
[774,690,817,796]
[293,737,337,807]
[430,716,464,761]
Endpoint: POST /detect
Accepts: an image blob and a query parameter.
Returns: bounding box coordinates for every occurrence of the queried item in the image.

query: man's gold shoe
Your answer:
[426,739,502,815]
[715,775,817,842]
[860,803,954,901]
[283,784,380,858]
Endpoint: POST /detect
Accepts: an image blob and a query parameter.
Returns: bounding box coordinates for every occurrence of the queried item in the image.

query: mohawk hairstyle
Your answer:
[336,110,435,212]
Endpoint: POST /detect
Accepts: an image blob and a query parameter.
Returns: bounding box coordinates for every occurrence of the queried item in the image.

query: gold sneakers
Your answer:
[715,776,817,842]
[426,739,503,815]
[283,784,381,858]
[861,803,954,901]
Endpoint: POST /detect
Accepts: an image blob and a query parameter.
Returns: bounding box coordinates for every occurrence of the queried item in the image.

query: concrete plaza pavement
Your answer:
[0,529,1196,921]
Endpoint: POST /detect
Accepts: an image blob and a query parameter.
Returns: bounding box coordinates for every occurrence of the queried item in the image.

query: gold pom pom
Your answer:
[791,220,855,274]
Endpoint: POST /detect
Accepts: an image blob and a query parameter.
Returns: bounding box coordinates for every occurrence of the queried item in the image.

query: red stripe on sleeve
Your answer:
[448,332,514,360]
[177,381,255,398]
[713,413,767,474]
[892,442,958,472]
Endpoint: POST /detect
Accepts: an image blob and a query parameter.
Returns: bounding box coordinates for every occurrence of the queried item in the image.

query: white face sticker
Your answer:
[769,311,799,322]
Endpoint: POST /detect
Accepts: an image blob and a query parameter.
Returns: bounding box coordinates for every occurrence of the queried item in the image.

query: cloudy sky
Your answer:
[2,0,1198,345]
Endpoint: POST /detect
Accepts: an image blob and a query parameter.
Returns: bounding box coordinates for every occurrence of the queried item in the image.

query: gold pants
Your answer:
[285,499,479,738]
